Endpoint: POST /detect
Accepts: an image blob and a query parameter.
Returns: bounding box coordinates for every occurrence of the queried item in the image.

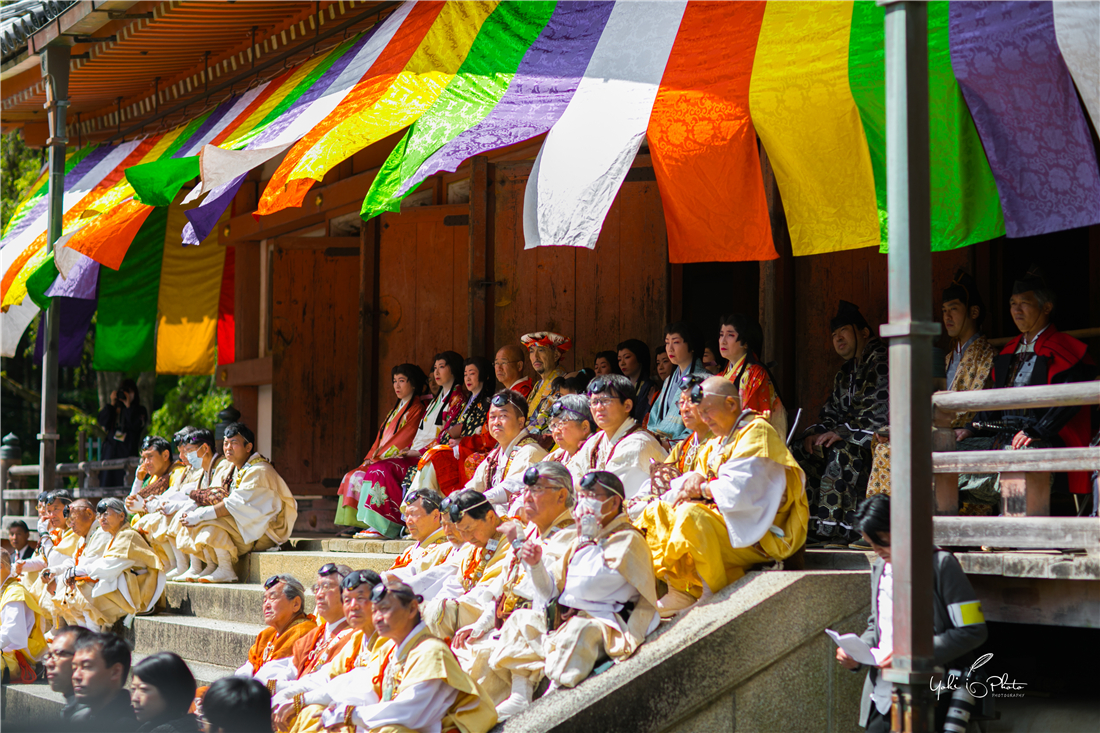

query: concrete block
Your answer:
[804,549,874,571]
[957,552,1004,576]
[244,551,396,585]
[130,615,263,666]
[164,581,315,623]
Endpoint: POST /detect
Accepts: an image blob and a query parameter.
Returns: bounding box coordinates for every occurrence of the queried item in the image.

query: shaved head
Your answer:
[495,344,527,388]
[702,376,738,397]
[497,344,525,363]
[697,376,743,437]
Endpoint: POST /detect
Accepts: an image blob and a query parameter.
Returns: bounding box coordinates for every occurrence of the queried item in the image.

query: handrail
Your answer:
[933,447,1098,474]
[932,381,1099,414]
[8,457,139,477]
[987,326,1100,348]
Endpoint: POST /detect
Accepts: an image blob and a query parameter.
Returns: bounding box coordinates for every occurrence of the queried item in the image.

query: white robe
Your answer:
[568,418,668,501]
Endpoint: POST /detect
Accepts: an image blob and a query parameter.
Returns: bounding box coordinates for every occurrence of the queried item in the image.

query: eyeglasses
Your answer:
[439,496,490,523]
[679,374,707,392]
[588,396,620,408]
[341,570,377,591]
[578,471,624,499]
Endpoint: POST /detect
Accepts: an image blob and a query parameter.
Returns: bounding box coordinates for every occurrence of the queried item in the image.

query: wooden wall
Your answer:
[490,161,670,376]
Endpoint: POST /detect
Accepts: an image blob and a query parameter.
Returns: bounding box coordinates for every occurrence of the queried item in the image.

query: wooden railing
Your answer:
[1,458,139,529]
[930,380,1099,551]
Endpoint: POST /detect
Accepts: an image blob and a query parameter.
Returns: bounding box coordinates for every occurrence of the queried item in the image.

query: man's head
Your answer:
[71,632,131,708]
[312,563,352,625]
[487,390,529,445]
[223,423,256,468]
[261,574,305,631]
[1009,269,1055,336]
[139,436,173,478]
[441,514,463,548]
[677,373,709,435]
[201,677,272,733]
[6,520,29,551]
[616,339,650,382]
[586,375,636,436]
[854,494,891,563]
[45,625,94,696]
[443,489,500,548]
[692,376,743,437]
[177,428,216,473]
[402,489,443,542]
[548,395,594,455]
[96,498,128,536]
[576,471,625,527]
[521,462,575,533]
[36,491,51,521]
[829,300,871,361]
[494,345,527,388]
[340,569,382,632]
[521,332,572,377]
[45,490,73,529]
[371,582,422,644]
[941,269,984,340]
[68,499,97,538]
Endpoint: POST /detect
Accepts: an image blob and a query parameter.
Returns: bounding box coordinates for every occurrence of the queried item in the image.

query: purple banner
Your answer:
[950,1,1100,237]
[182,174,246,245]
[33,297,96,367]
[400,1,615,196]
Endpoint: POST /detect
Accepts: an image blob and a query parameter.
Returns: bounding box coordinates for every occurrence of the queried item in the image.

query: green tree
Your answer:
[149,376,232,440]
[1,130,44,231]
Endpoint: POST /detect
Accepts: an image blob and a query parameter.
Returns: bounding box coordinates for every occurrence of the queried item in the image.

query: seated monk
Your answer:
[455,462,577,714]
[356,352,470,539]
[15,490,78,622]
[124,435,189,578]
[57,498,166,632]
[411,356,497,497]
[646,377,809,617]
[421,490,513,641]
[490,471,658,717]
[267,563,357,697]
[385,489,454,602]
[629,373,713,520]
[570,375,668,501]
[1,549,47,684]
[466,391,548,519]
[718,313,788,438]
[335,364,429,536]
[161,427,233,579]
[52,499,111,628]
[494,344,533,398]
[176,423,298,583]
[312,580,497,733]
[271,569,383,733]
[545,395,595,464]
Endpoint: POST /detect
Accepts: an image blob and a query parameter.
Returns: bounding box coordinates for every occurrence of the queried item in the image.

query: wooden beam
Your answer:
[357,218,380,455]
[987,326,1100,348]
[1000,471,1051,517]
[932,447,1098,474]
[274,236,361,251]
[933,516,1099,550]
[468,156,489,358]
[969,576,1100,628]
[216,356,273,388]
[931,381,1099,413]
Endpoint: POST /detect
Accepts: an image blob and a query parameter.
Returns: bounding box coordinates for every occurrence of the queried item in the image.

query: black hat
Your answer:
[829,300,868,332]
[1011,267,1050,297]
[942,269,985,325]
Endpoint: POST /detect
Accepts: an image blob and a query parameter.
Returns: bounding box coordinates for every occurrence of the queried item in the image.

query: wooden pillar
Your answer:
[233,240,261,429]
[758,146,796,408]
[468,156,490,358]
[931,404,958,515]
[358,218,380,454]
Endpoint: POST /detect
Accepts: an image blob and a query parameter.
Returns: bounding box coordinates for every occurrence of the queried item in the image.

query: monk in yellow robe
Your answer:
[384,489,452,599]
[1,550,47,683]
[648,376,808,618]
[58,498,166,632]
[315,580,497,733]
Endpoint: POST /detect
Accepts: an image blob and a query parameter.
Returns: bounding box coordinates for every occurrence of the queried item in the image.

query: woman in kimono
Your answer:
[411,356,497,497]
[59,498,165,632]
[335,364,430,536]
[648,322,709,444]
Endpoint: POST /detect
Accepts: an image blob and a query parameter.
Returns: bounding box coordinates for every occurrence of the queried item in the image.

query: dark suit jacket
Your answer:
[856,550,989,727]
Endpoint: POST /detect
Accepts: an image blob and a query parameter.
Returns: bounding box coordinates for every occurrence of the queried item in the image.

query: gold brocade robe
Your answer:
[389,527,449,574]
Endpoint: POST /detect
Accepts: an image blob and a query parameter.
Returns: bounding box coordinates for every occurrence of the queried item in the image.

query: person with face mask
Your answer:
[489,471,658,719]
[164,428,233,581]
[125,436,190,581]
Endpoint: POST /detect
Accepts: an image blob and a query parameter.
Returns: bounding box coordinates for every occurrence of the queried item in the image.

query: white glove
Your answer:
[181,506,216,527]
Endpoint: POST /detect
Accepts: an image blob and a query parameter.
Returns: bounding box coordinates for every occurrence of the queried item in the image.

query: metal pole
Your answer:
[38,44,70,495]
[879,1,938,730]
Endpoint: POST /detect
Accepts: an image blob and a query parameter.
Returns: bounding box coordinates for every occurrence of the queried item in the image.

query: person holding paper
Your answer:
[836,495,989,732]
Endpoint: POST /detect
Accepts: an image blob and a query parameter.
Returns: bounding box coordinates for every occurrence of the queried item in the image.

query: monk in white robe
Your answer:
[465,391,547,519]
[1,549,47,683]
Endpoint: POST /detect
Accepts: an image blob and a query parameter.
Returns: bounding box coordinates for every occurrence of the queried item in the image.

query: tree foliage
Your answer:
[1,130,44,231]
[149,376,232,441]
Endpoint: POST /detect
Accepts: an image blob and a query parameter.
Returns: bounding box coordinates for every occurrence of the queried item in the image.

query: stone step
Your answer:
[1,681,66,728]
[244,550,396,585]
[288,536,414,554]
[163,581,315,623]
[130,614,265,667]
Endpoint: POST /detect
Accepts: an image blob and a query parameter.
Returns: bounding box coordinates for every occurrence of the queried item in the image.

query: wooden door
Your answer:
[491,161,670,373]
[270,237,361,493]
[375,205,470,427]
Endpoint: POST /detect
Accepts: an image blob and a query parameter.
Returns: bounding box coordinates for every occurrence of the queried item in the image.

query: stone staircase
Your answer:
[2,541,875,733]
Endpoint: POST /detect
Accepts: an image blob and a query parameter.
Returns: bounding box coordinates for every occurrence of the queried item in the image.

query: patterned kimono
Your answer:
[722,354,788,439]
[866,334,996,505]
[647,359,710,441]
[792,338,889,542]
[527,367,566,438]
[411,390,494,496]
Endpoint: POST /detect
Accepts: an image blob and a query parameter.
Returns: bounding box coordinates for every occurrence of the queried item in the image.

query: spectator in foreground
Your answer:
[69,631,138,731]
[201,677,272,733]
[43,625,95,720]
[131,652,199,733]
